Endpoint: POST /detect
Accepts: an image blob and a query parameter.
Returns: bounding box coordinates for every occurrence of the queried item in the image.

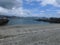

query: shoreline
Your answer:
[0,24,60,45]
[0,23,60,29]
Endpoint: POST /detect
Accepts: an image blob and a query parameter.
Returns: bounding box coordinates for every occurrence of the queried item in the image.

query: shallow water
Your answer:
[7,18,50,25]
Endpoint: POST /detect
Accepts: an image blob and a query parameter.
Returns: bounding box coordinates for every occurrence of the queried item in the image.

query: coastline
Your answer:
[0,24,60,45]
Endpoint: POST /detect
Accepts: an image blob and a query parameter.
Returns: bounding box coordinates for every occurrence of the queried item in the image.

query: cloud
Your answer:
[41,0,60,7]
[0,0,22,9]
[41,0,56,5]
[40,10,45,13]
[20,9,33,17]
[0,7,11,15]
[24,0,60,17]
[57,11,60,14]
[0,6,32,17]
[0,0,60,17]
[0,0,23,16]
[25,0,60,7]
[0,7,23,16]
[25,0,38,3]
[25,0,41,3]
[56,0,60,4]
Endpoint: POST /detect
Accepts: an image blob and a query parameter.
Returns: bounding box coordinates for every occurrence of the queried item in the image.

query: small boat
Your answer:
[0,17,9,25]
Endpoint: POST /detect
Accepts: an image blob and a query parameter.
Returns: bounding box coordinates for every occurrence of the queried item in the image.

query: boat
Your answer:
[0,17,9,25]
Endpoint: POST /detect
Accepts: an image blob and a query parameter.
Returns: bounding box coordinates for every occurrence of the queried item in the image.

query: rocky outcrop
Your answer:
[0,17,9,25]
[35,17,60,23]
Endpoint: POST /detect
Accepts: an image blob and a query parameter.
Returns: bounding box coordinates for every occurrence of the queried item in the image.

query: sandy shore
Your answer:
[0,24,60,45]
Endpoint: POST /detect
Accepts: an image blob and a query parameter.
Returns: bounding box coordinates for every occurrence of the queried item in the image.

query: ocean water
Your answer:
[7,17,50,25]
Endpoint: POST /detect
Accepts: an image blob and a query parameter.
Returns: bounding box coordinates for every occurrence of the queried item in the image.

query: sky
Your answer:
[0,0,60,17]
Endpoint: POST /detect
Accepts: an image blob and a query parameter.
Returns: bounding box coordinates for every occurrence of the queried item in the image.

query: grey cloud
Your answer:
[0,0,23,16]
[56,0,60,4]
[0,0,22,9]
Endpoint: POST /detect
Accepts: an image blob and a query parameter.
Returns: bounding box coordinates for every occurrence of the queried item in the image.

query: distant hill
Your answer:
[0,15,20,19]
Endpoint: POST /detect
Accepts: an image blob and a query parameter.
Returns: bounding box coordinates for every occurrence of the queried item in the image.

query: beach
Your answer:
[0,24,60,45]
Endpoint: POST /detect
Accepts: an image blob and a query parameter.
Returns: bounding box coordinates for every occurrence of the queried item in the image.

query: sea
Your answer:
[7,17,50,25]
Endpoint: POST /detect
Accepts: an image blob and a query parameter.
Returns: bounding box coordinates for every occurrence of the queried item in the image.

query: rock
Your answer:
[35,17,60,23]
[0,17,9,25]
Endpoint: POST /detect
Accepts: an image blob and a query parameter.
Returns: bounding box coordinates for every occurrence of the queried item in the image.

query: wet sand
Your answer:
[0,24,60,45]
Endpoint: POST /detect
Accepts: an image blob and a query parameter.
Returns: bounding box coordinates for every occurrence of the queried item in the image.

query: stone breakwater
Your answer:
[0,24,60,45]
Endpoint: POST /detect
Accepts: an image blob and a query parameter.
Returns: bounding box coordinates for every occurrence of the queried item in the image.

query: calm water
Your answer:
[7,17,50,25]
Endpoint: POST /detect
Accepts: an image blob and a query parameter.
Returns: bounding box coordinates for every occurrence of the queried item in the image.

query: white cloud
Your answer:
[25,0,60,7]
[0,7,10,15]
[0,0,23,16]
[25,0,41,2]
[57,11,60,14]
[41,0,60,7]
[0,7,23,16]
[0,6,32,17]
[10,8,29,17]
[0,0,60,17]
[40,10,45,13]
[41,0,56,5]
